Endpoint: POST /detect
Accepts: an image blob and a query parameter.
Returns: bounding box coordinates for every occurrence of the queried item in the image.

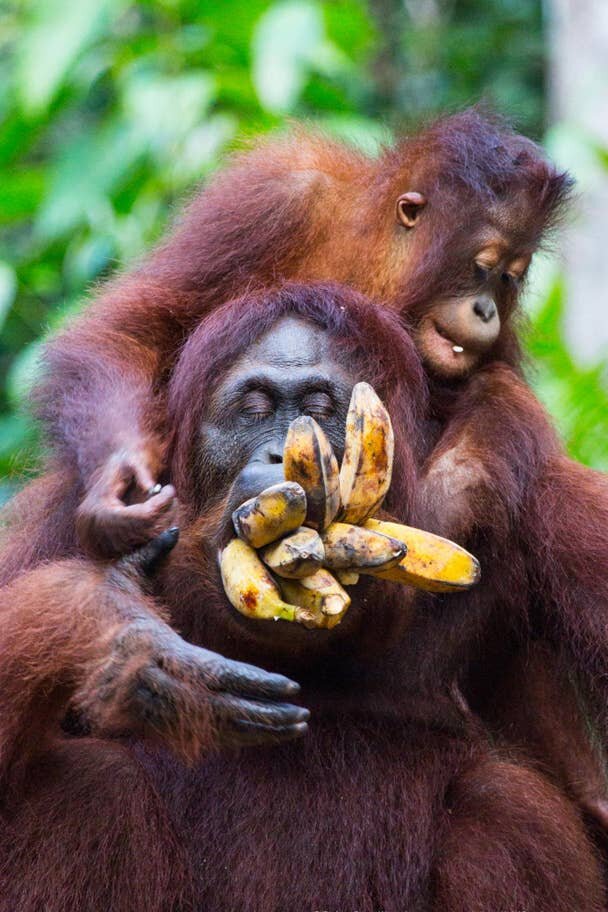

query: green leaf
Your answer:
[0,168,45,223]
[170,114,237,186]
[122,69,216,153]
[34,124,143,241]
[6,341,43,410]
[17,0,128,115]
[252,0,325,114]
[0,262,17,332]
[0,413,38,499]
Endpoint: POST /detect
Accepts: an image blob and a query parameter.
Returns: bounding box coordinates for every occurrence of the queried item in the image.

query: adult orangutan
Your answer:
[0,285,603,912]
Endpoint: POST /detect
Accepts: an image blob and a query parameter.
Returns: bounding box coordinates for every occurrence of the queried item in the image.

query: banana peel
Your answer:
[283,416,340,531]
[261,527,325,579]
[219,539,314,624]
[232,482,306,549]
[362,518,480,592]
[321,521,406,571]
[339,382,394,524]
[279,569,351,629]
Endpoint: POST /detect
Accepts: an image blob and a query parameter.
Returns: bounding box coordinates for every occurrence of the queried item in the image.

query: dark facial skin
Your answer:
[199,316,355,531]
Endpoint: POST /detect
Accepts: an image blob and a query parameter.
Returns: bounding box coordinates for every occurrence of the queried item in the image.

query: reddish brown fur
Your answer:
[1,286,605,911]
[0,107,602,900]
[415,363,608,830]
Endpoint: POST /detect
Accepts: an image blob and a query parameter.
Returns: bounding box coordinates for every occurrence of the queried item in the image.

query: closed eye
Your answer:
[301,391,334,420]
[239,389,275,421]
[474,263,490,284]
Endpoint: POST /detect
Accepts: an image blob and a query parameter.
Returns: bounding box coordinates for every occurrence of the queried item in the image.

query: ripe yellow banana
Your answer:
[279,569,351,629]
[232,482,306,549]
[321,521,406,571]
[339,382,394,524]
[260,527,325,579]
[362,518,480,592]
[219,539,314,624]
[283,416,340,531]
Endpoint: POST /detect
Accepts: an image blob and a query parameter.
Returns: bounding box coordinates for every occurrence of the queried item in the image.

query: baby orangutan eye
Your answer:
[474,263,490,283]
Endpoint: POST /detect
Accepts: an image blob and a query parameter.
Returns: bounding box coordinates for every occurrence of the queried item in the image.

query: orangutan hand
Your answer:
[76,449,177,559]
[73,531,309,761]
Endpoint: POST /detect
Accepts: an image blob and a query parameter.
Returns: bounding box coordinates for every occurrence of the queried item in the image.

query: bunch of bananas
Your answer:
[219,383,479,629]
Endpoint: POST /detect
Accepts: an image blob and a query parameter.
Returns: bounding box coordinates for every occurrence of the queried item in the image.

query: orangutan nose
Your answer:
[473,296,497,323]
[261,438,284,465]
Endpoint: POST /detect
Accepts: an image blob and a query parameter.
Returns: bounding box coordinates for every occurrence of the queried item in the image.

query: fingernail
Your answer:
[165,526,180,543]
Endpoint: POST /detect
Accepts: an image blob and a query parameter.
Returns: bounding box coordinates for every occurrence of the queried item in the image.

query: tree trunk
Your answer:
[549,0,608,363]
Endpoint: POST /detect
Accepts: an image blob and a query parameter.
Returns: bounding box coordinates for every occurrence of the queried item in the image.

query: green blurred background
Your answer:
[1,0,607,505]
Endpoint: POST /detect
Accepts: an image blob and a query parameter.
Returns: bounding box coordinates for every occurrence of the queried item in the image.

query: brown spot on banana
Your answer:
[339,382,394,524]
[232,482,307,548]
[283,416,340,531]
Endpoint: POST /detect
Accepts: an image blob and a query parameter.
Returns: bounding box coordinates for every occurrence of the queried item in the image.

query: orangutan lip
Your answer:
[432,321,465,354]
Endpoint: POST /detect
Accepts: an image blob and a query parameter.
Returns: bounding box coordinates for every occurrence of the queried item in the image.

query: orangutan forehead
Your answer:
[214,315,353,398]
[245,316,332,367]
[467,190,541,266]
[487,187,545,242]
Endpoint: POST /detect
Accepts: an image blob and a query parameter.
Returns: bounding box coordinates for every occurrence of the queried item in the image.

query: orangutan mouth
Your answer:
[433,321,465,354]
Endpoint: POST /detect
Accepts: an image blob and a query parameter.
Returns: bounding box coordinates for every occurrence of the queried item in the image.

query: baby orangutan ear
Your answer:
[396,191,427,228]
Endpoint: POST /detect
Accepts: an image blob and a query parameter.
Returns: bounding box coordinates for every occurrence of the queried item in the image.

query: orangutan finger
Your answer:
[131,462,159,497]
[209,693,310,729]
[123,527,180,577]
[105,484,176,515]
[203,655,302,701]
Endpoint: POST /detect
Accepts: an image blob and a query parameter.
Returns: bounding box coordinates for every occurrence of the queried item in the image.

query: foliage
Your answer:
[0,0,606,505]
[527,280,608,472]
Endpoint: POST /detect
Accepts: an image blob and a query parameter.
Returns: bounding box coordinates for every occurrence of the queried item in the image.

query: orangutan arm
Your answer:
[418,363,561,543]
[0,532,307,797]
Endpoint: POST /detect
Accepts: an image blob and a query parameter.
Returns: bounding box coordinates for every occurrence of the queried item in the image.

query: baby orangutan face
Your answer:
[414,240,531,379]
